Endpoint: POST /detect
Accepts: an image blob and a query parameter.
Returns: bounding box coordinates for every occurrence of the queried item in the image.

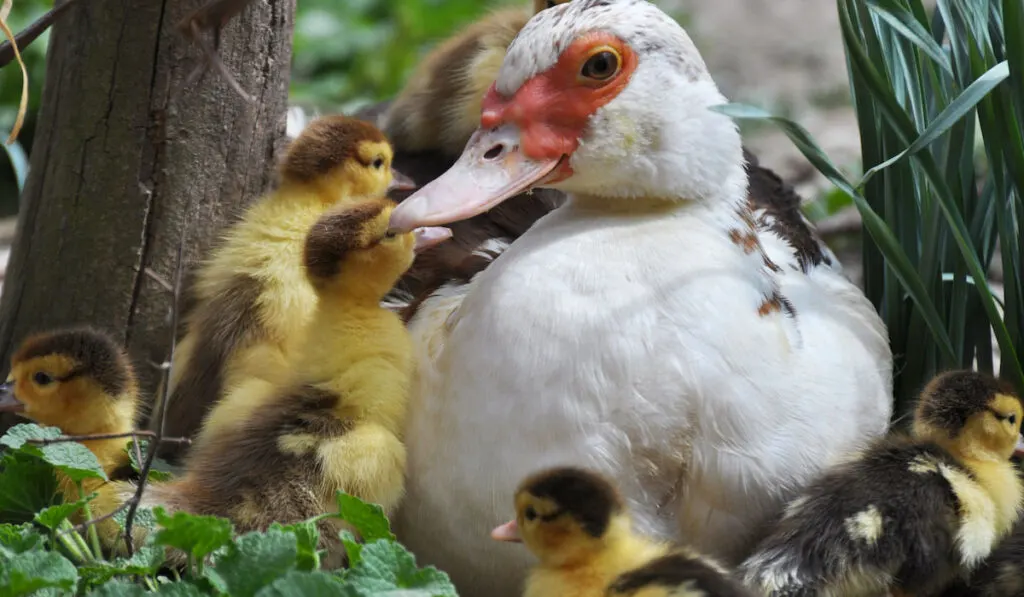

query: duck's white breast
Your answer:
[395,205,891,597]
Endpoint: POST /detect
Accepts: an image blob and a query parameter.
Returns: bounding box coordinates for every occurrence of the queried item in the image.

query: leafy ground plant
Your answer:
[0,423,458,596]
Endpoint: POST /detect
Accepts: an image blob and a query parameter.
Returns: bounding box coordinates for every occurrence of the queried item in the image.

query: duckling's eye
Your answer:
[581,49,620,81]
[1010,414,1017,426]
[524,506,538,521]
[33,372,53,386]
[383,231,397,240]
[372,157,385,170]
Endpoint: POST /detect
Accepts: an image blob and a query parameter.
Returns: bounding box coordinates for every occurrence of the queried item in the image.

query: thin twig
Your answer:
[0,0,84,69]
[176,0,257,103]
[25,430,191,446]
[122,228,189,556]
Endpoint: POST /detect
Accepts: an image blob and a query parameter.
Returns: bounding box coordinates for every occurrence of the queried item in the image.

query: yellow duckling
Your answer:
[740,370,1024,597]
[491,466,754,597]
[158,115,416,461]
[127,199,450,563]
[0,327,141,546]
[1,327,140,480]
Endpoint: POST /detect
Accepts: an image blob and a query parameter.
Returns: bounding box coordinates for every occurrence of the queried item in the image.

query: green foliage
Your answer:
[126,440,175,483]
[715,0,1024,417]
[0,422,460,596]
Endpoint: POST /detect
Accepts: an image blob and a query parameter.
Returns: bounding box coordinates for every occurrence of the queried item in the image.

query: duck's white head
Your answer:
[388,0,746,232]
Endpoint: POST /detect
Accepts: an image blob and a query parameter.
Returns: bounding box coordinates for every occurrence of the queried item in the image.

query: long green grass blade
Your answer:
[858,62,1009,186]
[866,0,953,74]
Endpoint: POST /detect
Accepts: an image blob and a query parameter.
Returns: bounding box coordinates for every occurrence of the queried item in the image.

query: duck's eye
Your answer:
[524,506,537,521]
[383,231,397,240]
[372,157,385,170]
[33,372,53,386]
[1010,414,1017,426]
[581,49,620,81]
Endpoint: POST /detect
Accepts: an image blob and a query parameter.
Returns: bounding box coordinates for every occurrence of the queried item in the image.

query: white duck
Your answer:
[385,1,893,595]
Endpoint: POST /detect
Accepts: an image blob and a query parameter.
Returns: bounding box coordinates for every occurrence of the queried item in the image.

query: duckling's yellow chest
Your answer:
[524,567,616,597]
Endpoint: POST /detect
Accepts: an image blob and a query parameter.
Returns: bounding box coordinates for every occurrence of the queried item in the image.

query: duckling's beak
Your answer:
[1015,433,1024,458]
[490,519,522,543]
[388,168,417,193]
[0,380,24,413]
[387,124,564,233]
[412,227,452,253]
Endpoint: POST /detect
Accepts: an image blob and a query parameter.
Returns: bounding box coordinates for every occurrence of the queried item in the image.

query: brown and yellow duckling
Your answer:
[942,517,1024,597]
[491,466,754,597]
[0,327,142,548]
[0,327,140,481]
[740,370,1024,597]
[158,115,416,462]
[130,199,450,564]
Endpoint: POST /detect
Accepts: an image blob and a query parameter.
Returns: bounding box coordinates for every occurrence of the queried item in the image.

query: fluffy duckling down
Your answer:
[157,115,416,462]
[124,199,450,564]
[381,0,570,158]
[740,370,1024,597]
[491,466,754,597]
[0,327,141,546]
[943,516,1024,596]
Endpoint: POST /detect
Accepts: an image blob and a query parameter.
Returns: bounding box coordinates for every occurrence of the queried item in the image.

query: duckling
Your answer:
[380,0,569,158]
[491,466,754,597]
[0,327,141,549]
[128,199,450,563]
[157,115,416,462]
[740,370,1024,597]
[0,327,140,481]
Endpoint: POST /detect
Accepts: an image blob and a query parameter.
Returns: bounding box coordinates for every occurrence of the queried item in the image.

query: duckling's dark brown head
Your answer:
[280,115,415,201]
[303,199,450,300]
[1,327,138,435]
[913,370,1024,461]
[492,466,627,565]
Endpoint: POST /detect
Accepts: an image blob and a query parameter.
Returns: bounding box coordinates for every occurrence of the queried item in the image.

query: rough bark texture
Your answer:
[0,0,296,431]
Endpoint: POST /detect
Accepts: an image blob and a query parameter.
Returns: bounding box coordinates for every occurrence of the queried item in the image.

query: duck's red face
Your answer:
[387,30,638,233]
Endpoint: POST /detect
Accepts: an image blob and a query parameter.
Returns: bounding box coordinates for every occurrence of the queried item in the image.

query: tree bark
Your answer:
[0,0,295,430]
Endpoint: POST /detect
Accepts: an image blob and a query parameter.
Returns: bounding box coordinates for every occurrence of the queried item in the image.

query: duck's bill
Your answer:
[1015,433,1024,458]
[0,381,24,413]
[388,168,418,193]
[412,226,452,253]
[388,125,563,233]
[490,519,522,543]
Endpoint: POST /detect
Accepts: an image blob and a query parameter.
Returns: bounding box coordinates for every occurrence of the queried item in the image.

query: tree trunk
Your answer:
[0,0,296,431]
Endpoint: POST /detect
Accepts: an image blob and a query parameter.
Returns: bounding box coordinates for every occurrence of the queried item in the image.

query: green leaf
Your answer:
[34,495,94,530]
[0,524,45,556]
[0,550,78,596]
[113,505,157,532]
[0,424,61,450]
[344,540,457,597]
[335,492,394,542]
[270,521,320,571]
[35,442,107,483]
[205,528,298,597]
[0,452,59,524]
[339,530,362,567]
[126,440,175,482]
[79,546,165,586]
[152,507,233,562]
[83,580,147,597]
[254,571,345,597]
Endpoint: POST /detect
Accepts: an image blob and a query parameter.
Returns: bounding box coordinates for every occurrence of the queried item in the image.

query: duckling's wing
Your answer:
[740,441,963,596]
[954,518,1024,597]
[608,552,757,597]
